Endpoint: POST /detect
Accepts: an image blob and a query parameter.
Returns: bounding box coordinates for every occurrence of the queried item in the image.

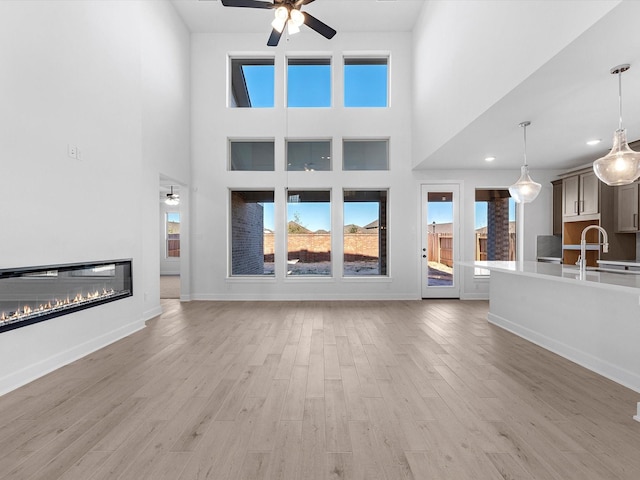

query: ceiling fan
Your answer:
[220,0,337,47]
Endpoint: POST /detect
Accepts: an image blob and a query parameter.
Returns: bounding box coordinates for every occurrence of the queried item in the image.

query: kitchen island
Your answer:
[464,261,640,399]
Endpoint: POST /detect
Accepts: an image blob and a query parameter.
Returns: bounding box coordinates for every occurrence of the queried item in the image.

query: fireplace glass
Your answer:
[0,259,132,333]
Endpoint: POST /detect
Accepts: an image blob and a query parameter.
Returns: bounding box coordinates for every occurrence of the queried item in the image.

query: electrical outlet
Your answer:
[68,144,78,159]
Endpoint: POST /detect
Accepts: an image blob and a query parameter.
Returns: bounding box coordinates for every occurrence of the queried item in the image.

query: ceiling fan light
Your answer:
[593,129,640,186]
[274,6,288,21]
[271,16,286,33]
[290,9,304,27]
[287,20,300,35]
[165,186,180,206]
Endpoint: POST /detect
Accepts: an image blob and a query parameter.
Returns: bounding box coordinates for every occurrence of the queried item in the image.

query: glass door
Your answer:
[421,184,460,298]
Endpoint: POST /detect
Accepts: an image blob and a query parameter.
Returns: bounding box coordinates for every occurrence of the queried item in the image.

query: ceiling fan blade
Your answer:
[220,0,273,9]
[295,0,316,5]
[302,12,336,39]
[267,28,283,46]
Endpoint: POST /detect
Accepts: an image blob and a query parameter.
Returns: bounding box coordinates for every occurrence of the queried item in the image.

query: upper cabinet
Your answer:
[615,182,639,232]
[562,170,599,219]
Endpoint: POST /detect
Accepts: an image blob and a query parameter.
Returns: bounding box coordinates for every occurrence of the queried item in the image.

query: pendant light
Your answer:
[509,121,541,204]
[593,64,640,186]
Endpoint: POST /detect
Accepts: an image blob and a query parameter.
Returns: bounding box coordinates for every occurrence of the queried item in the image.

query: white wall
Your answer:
[0,0,190,394]
[140,1,191,308]
[413,168,562,299]
[411,0,621,168]
[190,32,418,300]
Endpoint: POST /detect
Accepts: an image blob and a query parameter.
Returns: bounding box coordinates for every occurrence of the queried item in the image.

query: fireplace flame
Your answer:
[0,288,117,326]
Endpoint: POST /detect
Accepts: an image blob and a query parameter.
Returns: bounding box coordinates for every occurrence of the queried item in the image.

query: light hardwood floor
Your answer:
[1,299,639,479]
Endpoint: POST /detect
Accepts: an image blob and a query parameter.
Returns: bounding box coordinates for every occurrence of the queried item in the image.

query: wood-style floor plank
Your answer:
[0,299,638,480]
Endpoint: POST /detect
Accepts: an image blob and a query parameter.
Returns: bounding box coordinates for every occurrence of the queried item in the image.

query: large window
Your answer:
[287,58,331,107]
[287,140,331,171]
[166,212,180,258]
[344,57,388,107]
[229,140,275,171]
[229,58,274,108]
[286,190,331,276]
[230,190,275,276]
[344,190,387,276]
[343,139,389,171]
[475,189,516,274]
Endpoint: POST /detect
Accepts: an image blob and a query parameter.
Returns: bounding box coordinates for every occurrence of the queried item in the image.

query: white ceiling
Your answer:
[171,0,425,34]
[419,0,640,171]
[170,0,640,172]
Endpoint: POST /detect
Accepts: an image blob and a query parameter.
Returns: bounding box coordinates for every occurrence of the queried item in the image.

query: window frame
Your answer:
[342,138,390,171]
[229,189,275,277]
[228,56,275,108]
[343,189,389,277]
[285,188,333,278]
[286,138,332,171]
[343,56,389,108]
[286,56,333,108]
[474,188,517,277]
[165,211,180,260]
[228,138,276,171]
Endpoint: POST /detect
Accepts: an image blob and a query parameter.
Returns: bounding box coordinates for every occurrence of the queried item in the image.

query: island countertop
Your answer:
[463,260,640,295]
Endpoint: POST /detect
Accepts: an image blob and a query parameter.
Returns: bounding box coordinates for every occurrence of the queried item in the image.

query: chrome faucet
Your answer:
[579,225,609,278]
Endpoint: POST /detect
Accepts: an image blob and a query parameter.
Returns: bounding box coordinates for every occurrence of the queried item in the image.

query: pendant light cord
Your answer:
[519,121,530,168]
[618,69,623,131]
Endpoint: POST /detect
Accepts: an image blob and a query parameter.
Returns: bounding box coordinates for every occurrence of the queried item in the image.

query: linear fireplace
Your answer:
[0,259,132,333]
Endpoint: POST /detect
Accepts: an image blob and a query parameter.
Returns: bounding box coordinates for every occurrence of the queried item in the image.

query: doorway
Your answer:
[160,181,182,299]
[421,184,460,298]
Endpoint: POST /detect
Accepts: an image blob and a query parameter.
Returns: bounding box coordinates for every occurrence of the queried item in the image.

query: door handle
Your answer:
[634,213,638,229]
[574,200,578,214]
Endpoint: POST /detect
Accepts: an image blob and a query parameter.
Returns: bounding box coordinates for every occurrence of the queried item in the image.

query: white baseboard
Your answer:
[142,305,163,322]
[0,319,145,397]
[488,312,640,394]
[191,292,418,301]
[460,293,489,300]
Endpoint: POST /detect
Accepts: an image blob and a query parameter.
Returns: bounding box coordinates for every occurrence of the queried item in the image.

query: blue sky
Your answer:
[243,62,388,107]
[428,200,516,229]
[263,202,377,232]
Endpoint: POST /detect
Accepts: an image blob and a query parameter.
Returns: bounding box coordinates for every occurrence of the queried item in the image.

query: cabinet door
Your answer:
[580,172,599,215]
[616,183,639,232]
[562,175,579,216]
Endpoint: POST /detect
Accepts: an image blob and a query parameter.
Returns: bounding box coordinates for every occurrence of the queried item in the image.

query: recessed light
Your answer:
[586,139,601,146]
[485,156,496,162]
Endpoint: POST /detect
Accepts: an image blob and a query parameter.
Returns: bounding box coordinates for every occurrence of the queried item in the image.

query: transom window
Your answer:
[229,140,275,171]
[287,140,331,171]
[287,58,331,107]
[344,57,388,107]
[229,58,274,108]
[343,139,389,171]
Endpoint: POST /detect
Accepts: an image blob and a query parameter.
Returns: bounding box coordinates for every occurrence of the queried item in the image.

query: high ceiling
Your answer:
[170,0,640,172]
[171,0,425,34]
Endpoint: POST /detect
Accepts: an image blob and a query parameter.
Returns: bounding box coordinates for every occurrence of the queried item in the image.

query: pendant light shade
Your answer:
[509,121,541,204]
[593,64,640,186]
